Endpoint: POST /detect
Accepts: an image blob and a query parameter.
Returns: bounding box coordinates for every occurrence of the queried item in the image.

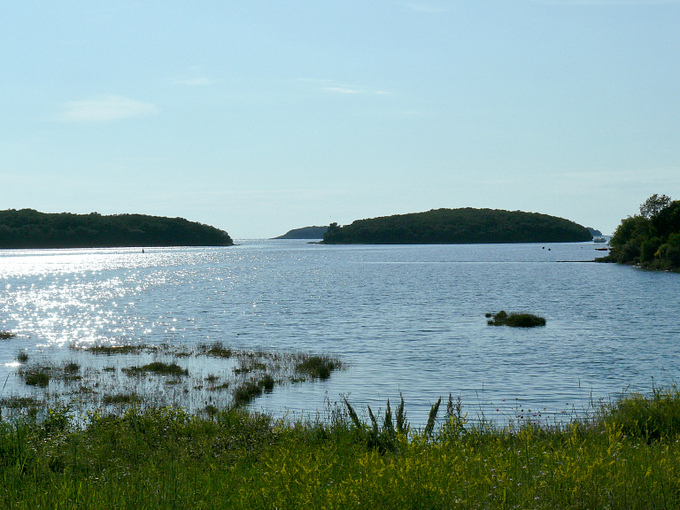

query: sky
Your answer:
[2,1,679,238]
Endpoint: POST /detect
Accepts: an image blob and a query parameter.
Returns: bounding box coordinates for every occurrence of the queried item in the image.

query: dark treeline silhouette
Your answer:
[322,208,593,244]
[0,209,233,249]
[604,194,680,271]
[274,226,329,239]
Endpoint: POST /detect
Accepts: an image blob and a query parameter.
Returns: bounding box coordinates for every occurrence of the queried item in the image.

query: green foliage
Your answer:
[199,341,233,358]
[600,386,680,442]
[640,193,672,219]
[84,344,150,355]
[606,195,680,271]
[294,355,342,380]
[274,226,329,239]
[19,365,51,387]
[4,391,680,508]
[101,393,142,405]
[232,376,275,406]
[0,209,233,248]
[122,362,189,377]
[487,310,546,327]
[322,208,593,244]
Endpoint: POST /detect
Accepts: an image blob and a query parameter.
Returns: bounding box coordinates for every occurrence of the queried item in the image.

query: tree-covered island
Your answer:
[323,208,593,244]
[602,194,680,271]
[0,209,233,249]
[273,226,329,239]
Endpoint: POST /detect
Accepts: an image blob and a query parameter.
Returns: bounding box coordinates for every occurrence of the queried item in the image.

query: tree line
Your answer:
[605,194,680,271]
[322,208,593,244]
[0,209,233,249]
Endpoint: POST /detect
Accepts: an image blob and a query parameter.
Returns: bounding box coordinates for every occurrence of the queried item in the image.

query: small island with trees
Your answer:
[274,226,329,240]
[0,209,233,249]
[602,194,680,271]
[322,208,592,245]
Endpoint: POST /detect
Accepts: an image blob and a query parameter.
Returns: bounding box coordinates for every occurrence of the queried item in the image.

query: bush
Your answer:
[487,311,546,328]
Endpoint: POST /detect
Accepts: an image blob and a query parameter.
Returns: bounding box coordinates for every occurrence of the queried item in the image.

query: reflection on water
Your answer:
[1,241,679,426]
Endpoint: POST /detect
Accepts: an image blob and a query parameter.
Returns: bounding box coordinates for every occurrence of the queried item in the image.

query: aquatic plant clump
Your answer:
[0,331,16,340]
[11,342,345,414]
[294,355,342,381]
[486,310,546,328]
[199,341,233,358]
[232,376,276,407]
[122,362,189,377]
[19,366,51,387]
[83,344,151,355]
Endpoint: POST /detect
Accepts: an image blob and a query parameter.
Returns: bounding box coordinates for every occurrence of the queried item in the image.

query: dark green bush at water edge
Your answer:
[603,194,680,271]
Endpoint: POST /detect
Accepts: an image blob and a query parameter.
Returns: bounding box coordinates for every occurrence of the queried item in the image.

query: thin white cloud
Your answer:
[58,95,159,123]
[301,78,390,96]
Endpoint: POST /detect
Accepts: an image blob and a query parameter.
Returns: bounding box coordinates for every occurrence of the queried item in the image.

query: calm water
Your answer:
[1,240,679,426]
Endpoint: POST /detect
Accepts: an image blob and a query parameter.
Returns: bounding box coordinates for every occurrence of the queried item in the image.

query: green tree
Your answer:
[639,193,672,219]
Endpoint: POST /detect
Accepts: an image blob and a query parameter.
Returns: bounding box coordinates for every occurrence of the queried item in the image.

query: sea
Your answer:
[1,239,679,427]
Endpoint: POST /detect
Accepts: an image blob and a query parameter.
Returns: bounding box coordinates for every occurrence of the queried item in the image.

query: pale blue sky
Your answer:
[2,1,679,238]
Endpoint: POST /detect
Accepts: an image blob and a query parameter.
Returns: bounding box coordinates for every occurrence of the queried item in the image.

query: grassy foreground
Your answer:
[3,388,680,509]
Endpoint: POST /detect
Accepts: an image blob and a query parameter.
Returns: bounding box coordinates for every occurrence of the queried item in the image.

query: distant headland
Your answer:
[274,226,329,240]
[0,209,233,249]
[322,208,593,244]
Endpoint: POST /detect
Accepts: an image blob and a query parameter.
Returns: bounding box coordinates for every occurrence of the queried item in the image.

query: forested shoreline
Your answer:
[323,208,593,244]
[0,209,233,249]
[603,194,680,271]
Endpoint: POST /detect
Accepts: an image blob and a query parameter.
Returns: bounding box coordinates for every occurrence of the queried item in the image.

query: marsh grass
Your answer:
[122,361,189,377]
[295,354,342,380]
[81,344,152,355]
[3,389,680,509]
[233,375,276,406]
[0,331,15,340]
[199,341,233,358]
[12,342,343,413]
[19,365,51,387]
[101,392,141,405]
[0,396,41,409]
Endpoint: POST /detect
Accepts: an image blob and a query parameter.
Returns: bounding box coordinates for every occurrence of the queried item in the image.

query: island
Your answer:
[322,208,593,244]
[0,209,233,249]
[273,226,329,240]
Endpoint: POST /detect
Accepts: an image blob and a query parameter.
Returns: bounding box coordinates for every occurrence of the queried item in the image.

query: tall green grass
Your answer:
[2,389,680,509]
